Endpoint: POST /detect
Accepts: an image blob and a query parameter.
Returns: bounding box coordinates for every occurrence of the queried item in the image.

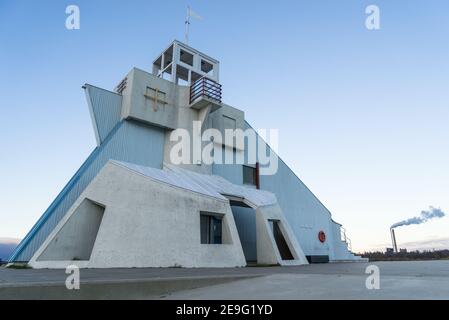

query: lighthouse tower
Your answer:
[9,40,365,268]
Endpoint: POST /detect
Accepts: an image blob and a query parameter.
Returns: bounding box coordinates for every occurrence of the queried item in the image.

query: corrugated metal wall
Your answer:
[10,92,165,262]
[213,121,343,257]
[251,121,337,256]
[85,85,123,144]
[259,158,335,256]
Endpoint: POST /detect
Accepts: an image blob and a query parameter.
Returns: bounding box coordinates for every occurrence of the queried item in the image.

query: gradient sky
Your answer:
[1,0,448,252]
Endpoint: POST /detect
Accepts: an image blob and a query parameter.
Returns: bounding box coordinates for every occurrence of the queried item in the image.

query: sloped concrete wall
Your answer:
[256,204,308,266]
[30,162,247,268]
[37,199,104,261]
[10,120,166,263]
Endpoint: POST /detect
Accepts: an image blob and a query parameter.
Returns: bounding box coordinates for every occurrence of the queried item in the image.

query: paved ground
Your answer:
[165,268,449,299]
[1,260,449,299]
[163,260,449,300]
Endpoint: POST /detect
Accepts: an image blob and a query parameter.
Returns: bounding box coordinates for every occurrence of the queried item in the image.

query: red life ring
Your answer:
[318,231,326,243]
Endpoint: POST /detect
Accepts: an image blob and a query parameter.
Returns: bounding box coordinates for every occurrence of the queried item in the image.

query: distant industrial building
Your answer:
[9,41,364,268]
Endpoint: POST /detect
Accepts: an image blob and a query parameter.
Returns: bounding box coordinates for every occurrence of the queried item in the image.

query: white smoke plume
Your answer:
[391,206,445,229]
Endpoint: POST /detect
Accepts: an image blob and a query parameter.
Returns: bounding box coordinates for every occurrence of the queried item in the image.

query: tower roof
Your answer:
[152,40,220,85]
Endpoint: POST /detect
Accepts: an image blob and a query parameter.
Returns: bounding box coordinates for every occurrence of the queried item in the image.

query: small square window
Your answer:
[191,71,202,83]
[200,213,223,244]
[243,165,257,186]
[180,49,194,66]
[223,115,236,130]
[201,59,214,75]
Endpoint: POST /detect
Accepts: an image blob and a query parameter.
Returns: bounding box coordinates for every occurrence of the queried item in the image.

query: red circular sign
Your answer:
[318,231,326,243]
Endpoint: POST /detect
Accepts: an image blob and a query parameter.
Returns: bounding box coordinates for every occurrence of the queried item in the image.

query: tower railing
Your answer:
[190,76,222,104]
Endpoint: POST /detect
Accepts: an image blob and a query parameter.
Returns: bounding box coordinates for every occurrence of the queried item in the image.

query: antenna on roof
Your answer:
[184,6,202,45]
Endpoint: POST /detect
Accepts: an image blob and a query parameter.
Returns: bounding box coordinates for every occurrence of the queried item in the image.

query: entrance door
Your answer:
[231,205,257,263]
[268,219,294,260]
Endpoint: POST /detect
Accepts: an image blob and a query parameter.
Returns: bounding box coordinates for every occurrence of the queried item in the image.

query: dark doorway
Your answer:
[230,204,257,263]
[269,220,294,260]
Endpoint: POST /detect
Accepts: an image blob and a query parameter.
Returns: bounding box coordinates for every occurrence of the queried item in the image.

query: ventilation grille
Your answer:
[115,77,127,95]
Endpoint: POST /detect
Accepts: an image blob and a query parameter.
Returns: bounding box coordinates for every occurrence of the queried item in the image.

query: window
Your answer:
[200,213,223,244]
[180,49,194,66]
[191,71,202,83]
[201,59,214,75]
[243,165,257,186]
[175,65,190,85]
[163,45,174,68]
[223,115,236,130]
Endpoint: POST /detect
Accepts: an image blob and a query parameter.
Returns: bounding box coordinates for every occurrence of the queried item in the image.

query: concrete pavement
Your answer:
[164,260,449,300]
[1,260,448,299]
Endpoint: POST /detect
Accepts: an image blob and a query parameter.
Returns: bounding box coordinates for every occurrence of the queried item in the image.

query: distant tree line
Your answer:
[359,249,449,261]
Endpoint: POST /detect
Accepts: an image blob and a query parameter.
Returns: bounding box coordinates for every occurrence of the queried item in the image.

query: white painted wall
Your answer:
[37,199,104,261]
[30,162,247,268]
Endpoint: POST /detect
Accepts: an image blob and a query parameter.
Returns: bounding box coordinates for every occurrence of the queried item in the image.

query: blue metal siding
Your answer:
[259,159,334,256]
[212,146,248,186]
[248,120,334,256]
[212,162,243,185]
[10,120,165,262]
[213,121,336,256]
[84,85,123,144]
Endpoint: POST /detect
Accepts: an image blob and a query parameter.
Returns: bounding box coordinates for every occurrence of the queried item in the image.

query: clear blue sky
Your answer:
[1,0,448,252]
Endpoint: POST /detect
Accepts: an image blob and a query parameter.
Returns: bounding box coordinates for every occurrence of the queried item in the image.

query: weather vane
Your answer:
[184,6,202,45]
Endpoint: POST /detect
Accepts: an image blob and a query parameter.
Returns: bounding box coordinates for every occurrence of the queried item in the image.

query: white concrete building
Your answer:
[10,41,365,268]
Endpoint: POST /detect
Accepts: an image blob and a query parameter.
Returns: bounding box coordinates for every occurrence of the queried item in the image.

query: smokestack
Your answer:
[390,228,398,253]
